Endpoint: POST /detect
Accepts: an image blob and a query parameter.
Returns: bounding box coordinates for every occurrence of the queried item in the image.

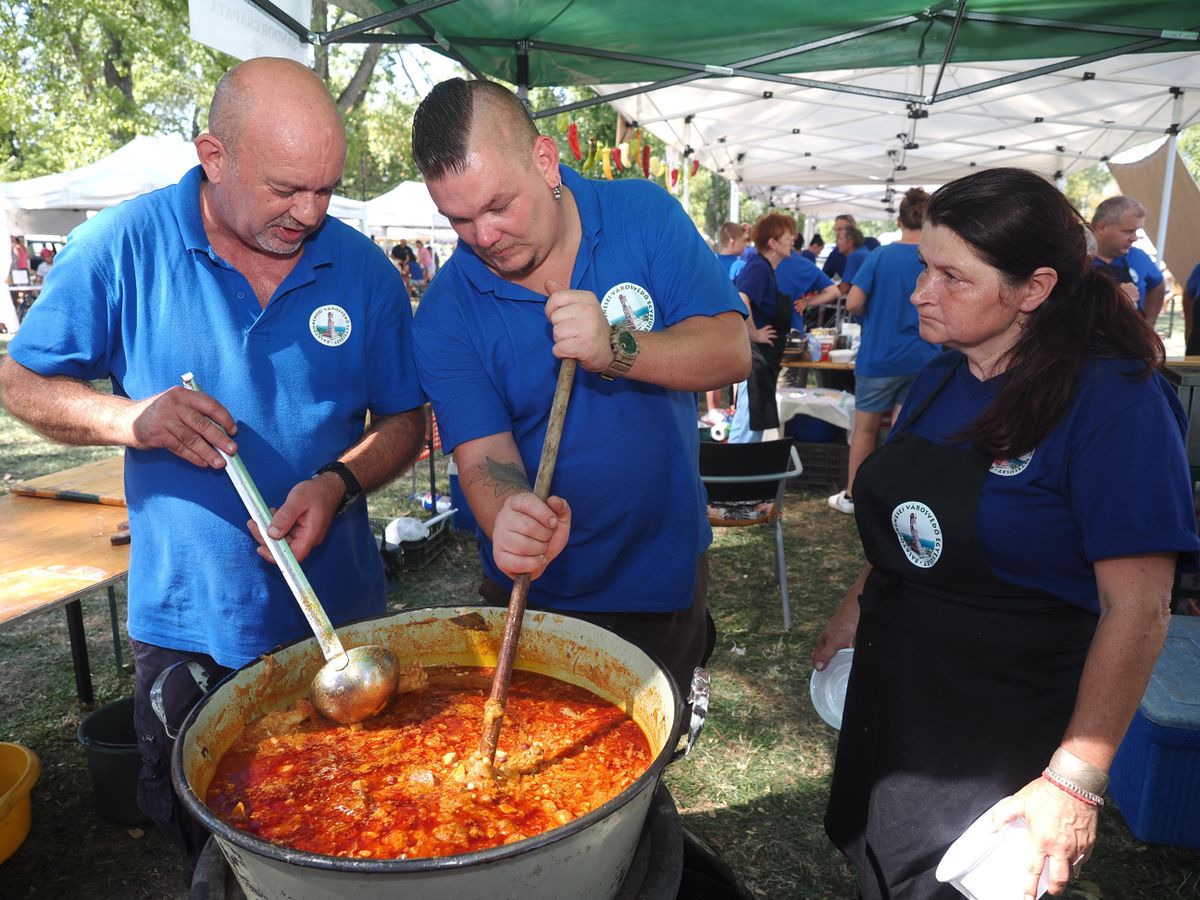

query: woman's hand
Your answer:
[812,565,870,670]
[748,322,777,345]
[991,777,1098,898]
[812,601,857,670]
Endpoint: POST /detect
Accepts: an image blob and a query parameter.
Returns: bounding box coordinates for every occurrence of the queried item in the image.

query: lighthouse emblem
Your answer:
[309,305,352,347]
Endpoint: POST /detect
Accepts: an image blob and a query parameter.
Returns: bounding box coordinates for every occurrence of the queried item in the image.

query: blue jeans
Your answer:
[729,381,762,443]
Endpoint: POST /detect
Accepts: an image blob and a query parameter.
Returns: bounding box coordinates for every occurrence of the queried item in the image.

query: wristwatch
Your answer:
[313,461,362,516]
[600,325,640,381]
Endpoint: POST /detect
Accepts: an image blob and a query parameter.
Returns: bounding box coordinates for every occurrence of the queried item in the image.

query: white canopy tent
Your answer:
[363,180,455,242]
[599,51,1200,217]
[1,136,201,237]
[0,135,369,237]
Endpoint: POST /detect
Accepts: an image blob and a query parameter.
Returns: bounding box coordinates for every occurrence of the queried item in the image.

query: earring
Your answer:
[552,183,563,201]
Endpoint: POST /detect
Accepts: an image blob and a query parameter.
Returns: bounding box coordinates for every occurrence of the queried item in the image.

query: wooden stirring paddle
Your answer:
[479,358,577,764]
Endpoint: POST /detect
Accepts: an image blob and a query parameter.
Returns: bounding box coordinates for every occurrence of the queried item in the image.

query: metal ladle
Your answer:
[181,373,400,725]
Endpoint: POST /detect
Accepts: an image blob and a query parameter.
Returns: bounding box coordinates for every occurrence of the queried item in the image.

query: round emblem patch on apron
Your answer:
[990,449,1035,477]
[309,305,352,347]
[891,501,943,568]
[600,282,655,332]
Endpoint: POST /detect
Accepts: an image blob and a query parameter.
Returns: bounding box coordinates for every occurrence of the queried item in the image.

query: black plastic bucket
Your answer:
[76,697,148,825]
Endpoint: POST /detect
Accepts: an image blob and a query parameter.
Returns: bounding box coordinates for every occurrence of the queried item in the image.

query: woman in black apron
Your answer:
[733,213,799,434]
[812,169,1198,900]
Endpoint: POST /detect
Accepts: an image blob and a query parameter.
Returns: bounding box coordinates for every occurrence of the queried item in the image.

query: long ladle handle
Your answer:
[180,373,346,664]
[480,358,576,762]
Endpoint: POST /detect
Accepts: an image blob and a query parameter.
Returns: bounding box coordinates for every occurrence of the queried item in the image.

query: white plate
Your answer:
[936,800,1050,900]
[829,348,856,363]
[809,647,854,730]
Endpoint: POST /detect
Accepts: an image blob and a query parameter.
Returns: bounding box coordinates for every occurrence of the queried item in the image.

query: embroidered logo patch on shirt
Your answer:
[891,501,943,568]
[309,305,352,347]
[600,282,655,332]
[990,450,1035,477]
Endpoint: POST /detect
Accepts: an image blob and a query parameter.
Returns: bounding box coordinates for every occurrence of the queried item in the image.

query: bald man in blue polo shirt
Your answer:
[0,58,426,879]
[410,79,749,694]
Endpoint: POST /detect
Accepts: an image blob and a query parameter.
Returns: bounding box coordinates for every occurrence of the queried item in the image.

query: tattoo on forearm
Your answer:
[471,457,531,499]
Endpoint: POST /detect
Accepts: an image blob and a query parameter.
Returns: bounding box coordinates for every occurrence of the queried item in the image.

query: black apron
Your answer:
[825,359,1097,900]
[747,263,792,432]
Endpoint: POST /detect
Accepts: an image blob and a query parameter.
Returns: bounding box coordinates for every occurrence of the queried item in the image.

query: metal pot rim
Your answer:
[171,605,684,874]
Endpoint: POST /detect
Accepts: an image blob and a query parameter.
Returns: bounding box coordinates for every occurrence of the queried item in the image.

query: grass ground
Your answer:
[1,333,1198,898]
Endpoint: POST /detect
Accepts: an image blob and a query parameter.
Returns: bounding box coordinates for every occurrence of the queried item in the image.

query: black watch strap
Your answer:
[313,461,362,515]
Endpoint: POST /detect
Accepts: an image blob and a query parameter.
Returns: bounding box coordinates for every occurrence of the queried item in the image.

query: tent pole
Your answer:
[516,40,530,104]
[682,118,692,211]
[1152,88,1184,276]
[729,180,740,223]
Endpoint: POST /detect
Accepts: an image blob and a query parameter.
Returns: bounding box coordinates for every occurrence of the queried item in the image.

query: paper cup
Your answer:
[936,800,1051,900]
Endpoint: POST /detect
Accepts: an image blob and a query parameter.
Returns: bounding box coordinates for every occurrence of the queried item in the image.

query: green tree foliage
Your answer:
[1065,164,1115,220]
[0,0,432,200]
[1180,123,1200,185]
[0,0,233,178]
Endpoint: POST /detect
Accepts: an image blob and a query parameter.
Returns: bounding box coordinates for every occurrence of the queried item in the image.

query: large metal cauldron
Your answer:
[172,606,701,900]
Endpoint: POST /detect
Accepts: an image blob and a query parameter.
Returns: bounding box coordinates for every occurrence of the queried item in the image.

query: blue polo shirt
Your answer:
[822,247,846,279]
[850,243,939,378]
[412,165,744,614]
[1091,246,1163,308]
[800,248,818,263]
[1188,261,1200,301]
[776,252,834,333]
[842,246,872,286]
[777,253,834,300]
[9,166,425,668]
[716,253,741,279]
[894,353,1200,613]
[734,253,784,331]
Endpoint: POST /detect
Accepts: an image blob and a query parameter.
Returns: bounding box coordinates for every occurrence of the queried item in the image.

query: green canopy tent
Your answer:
[249,1,1197,102]
[246,1,1198,260]
[246,2,1199,176]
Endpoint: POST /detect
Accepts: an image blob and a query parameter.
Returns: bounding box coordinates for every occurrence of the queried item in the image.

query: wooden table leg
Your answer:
[64,599,94,704]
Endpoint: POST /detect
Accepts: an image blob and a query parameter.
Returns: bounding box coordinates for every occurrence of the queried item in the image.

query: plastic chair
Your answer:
[699,439,803,629]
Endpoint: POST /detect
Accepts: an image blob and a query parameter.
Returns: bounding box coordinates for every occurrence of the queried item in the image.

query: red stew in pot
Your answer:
[205,664,652,860]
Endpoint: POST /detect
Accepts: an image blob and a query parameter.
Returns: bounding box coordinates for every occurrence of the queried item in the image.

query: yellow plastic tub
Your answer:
[0,742,41,864]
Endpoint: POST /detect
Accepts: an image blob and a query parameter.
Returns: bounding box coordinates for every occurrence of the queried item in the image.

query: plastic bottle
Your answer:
[419,492,452,514]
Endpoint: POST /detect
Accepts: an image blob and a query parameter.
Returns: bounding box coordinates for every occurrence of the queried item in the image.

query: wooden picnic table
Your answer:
[0,457,129,704]
[779,357,855,371]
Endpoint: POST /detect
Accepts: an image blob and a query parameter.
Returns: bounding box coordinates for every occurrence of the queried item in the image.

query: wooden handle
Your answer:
[479,358,576,762]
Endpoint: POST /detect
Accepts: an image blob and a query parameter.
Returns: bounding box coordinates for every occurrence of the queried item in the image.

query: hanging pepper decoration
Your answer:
[641,144,651,178]
[612,146,623,172]
[629,129,643,168]
[670,167,680,188]
[602,147,614,180]
[691,158,700,177]
[583,137,598,173]
[567,123,583,162]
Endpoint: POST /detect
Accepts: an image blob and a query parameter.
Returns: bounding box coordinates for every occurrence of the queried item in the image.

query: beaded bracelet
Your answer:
[1042,767,1105,807]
